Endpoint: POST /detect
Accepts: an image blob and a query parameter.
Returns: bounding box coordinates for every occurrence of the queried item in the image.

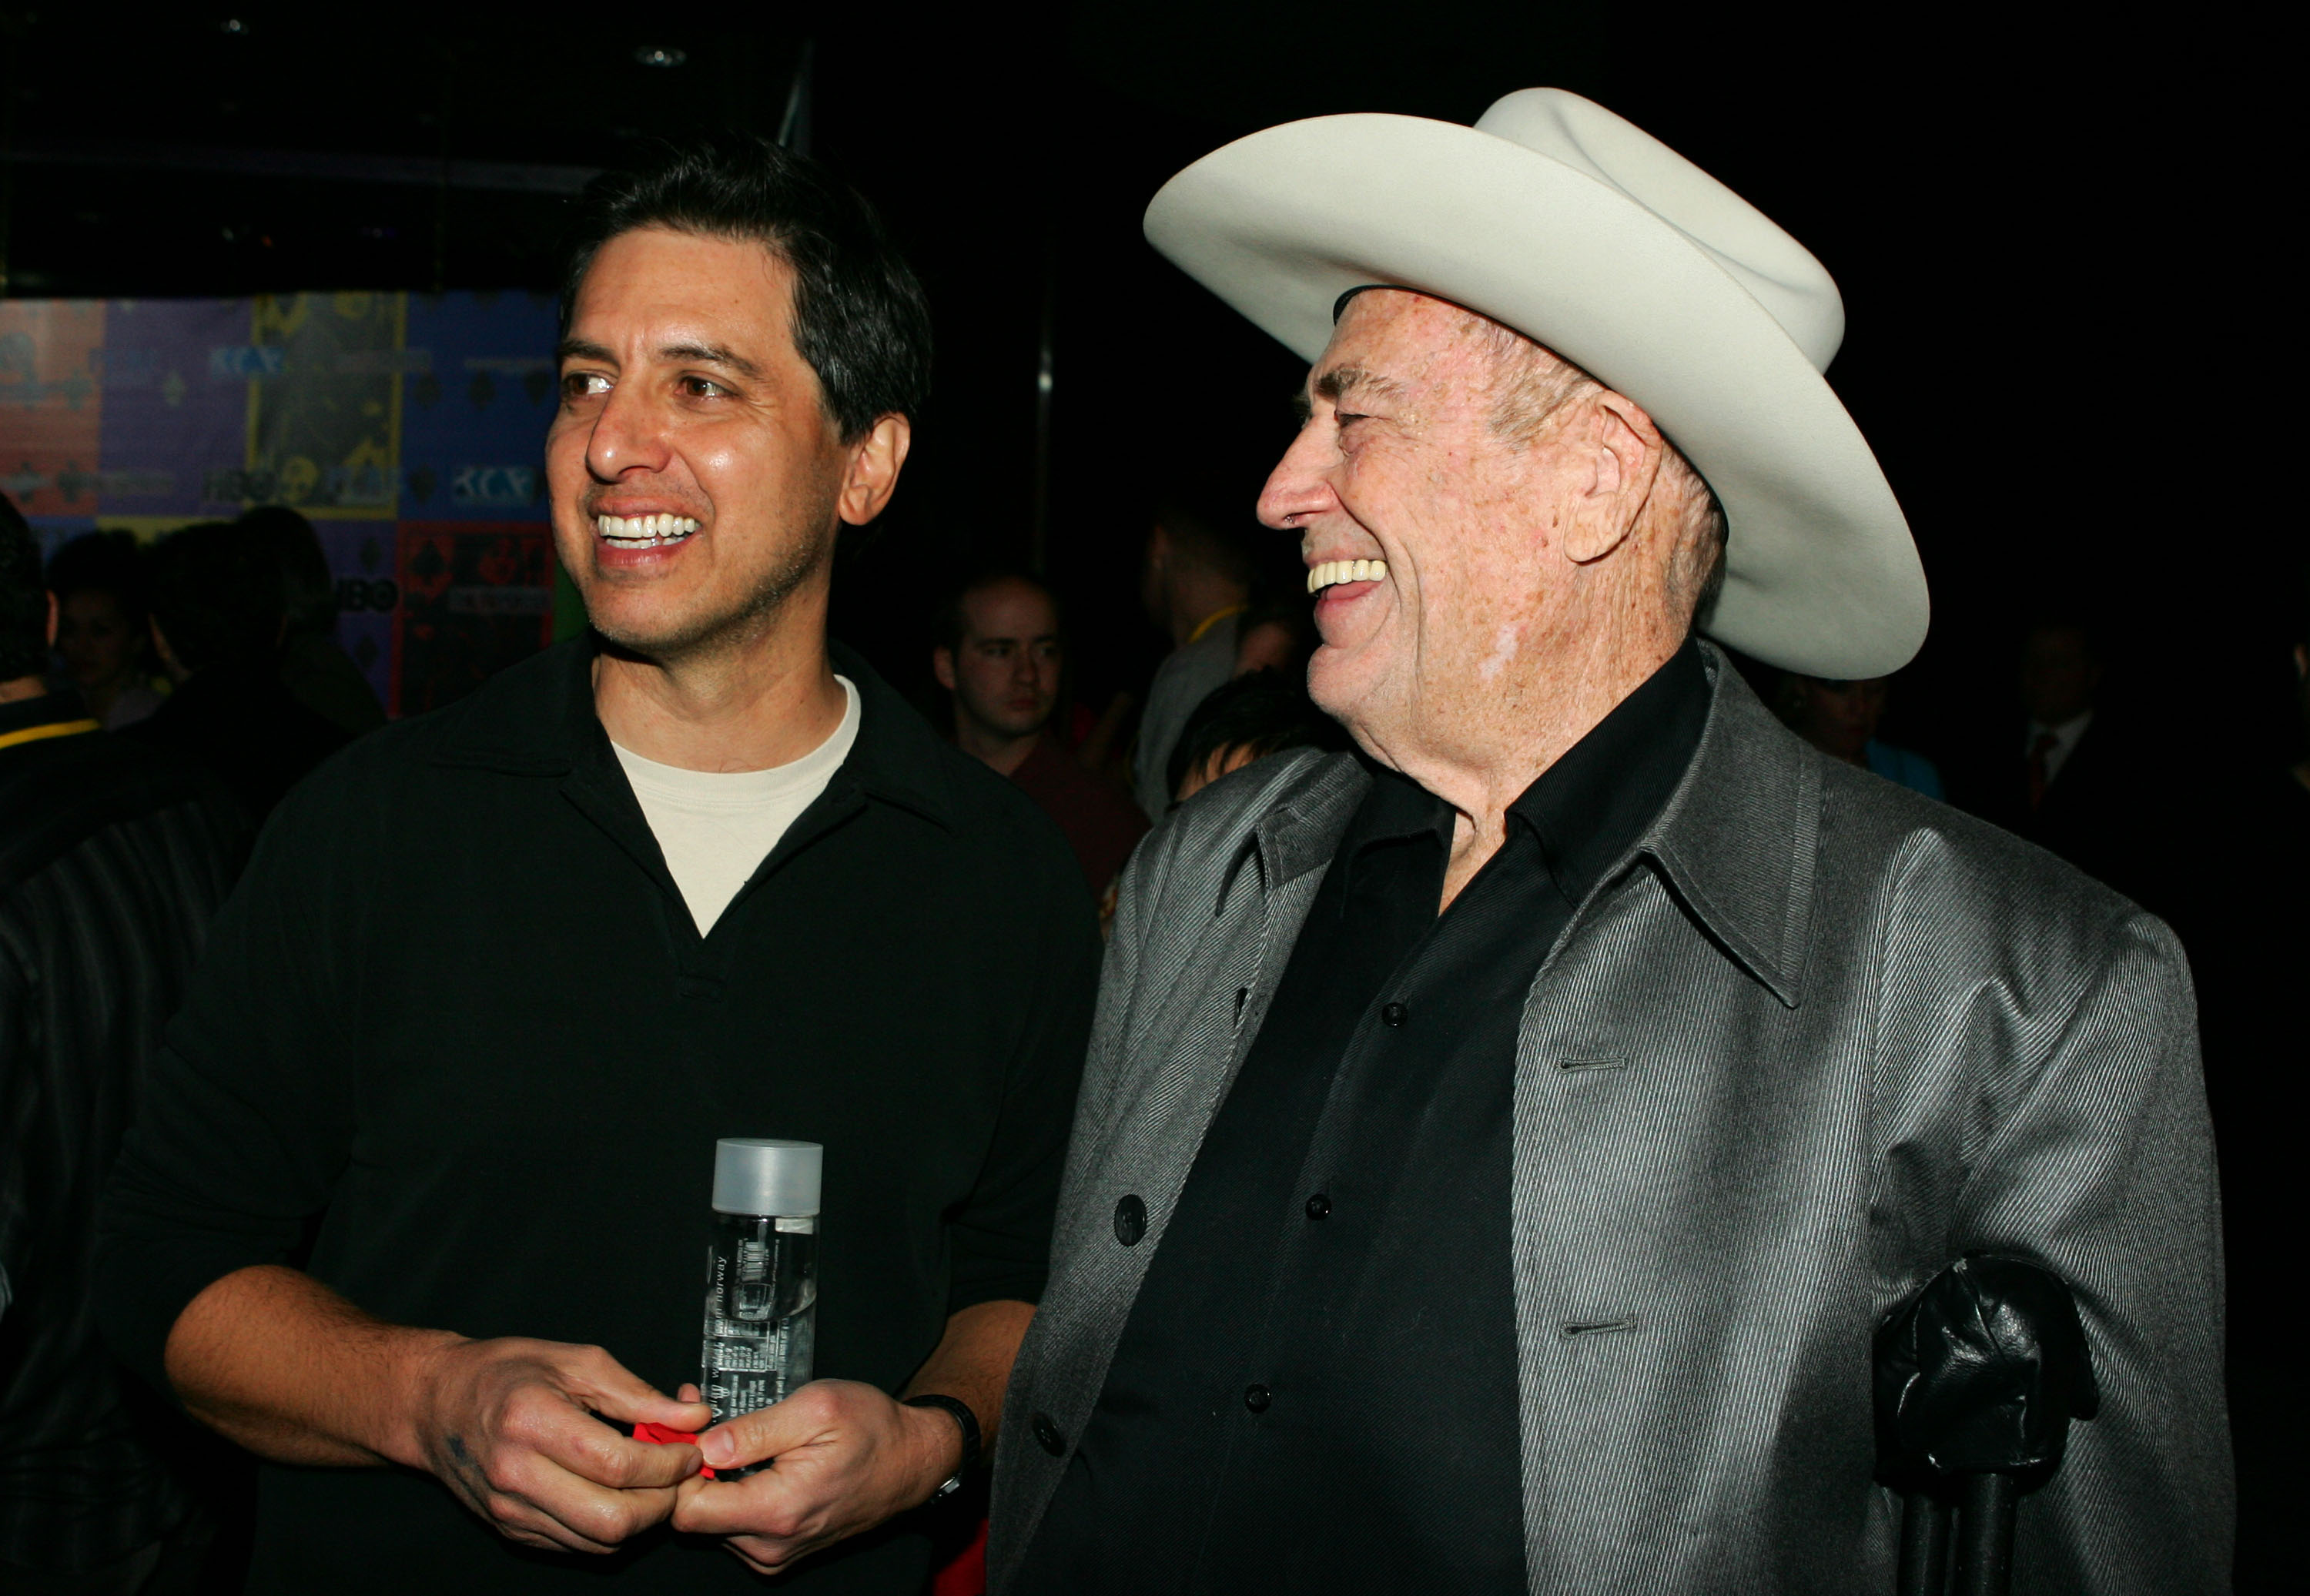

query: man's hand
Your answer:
[669,1380,961,1576]
[410,1337,713,1555]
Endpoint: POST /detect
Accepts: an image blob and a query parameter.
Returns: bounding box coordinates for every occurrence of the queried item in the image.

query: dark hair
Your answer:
[45,529,150,618]
[1232,587,1317,667]
[936,566,1060,657]
[1168,668,1347,801]
[237,505,336,634]
[146,520,286,673]
[562,130,932,443]
[0,493,45,681]
[2021,610,2104,664]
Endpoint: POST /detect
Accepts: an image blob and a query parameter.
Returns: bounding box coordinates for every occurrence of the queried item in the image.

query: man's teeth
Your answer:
[1306,557,1388,594]
[594,513,701,545]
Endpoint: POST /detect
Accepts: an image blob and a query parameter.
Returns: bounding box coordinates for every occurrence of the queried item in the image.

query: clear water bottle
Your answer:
[699,1138,820,1475]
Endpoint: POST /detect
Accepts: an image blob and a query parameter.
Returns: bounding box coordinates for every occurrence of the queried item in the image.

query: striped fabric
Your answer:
[1,714,246,1574]
[991,647,2230,1594]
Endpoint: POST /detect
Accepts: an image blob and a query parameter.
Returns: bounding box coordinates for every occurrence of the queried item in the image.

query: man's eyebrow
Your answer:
[660,341,765,381]
[1312,364,1404,407]
[553,338,767,383]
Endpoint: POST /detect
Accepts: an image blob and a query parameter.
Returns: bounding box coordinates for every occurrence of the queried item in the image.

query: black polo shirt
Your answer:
[96,637,1100,1594]
[1015,642,1708,1595]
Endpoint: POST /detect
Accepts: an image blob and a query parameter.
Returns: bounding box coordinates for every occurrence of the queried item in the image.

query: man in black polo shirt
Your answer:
[98,134,1098,1594]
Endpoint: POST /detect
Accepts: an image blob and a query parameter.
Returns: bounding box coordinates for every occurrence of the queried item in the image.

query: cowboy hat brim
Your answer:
[1143,112,1928,679]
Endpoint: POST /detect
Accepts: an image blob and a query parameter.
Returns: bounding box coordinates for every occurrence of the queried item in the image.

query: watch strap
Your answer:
[901,1394,980,1497]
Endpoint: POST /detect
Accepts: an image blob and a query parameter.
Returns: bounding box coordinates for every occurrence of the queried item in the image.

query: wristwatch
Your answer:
[901,1394,981,1499]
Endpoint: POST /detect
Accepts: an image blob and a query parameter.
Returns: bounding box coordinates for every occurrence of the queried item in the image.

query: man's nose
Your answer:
[585,383,674,481]
[1257,425,1334,532]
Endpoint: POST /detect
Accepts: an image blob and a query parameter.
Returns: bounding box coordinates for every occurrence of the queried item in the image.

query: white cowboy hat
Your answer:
[1143,87,1928,678]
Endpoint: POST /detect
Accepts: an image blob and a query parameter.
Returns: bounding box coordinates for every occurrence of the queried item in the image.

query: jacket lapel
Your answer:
[1624,647,1820,1009]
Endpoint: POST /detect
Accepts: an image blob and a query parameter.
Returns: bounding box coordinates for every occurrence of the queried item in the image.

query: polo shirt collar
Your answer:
[428,631,961,832]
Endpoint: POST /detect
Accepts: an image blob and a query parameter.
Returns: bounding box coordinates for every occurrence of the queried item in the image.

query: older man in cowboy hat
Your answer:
[991,90,2228,1594]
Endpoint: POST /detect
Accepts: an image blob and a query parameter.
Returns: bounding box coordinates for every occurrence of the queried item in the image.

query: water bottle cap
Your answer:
[711,1138,822,1216]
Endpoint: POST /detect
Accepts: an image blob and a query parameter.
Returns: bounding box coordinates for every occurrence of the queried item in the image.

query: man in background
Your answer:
[238,506,387,735]
[45,531,162,730]
[126,519,349,824]
[1773,672,1942,798]
[1964,614,2160,907]
[2,493,248,1594]
[1130,503,1251,819]
[934,568,1147,908]
[2016,616,2104,815]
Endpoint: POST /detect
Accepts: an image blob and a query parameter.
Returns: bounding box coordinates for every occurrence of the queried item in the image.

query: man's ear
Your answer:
[931,646,956,693]
[837,413,912,528]
[1560,390,1666,566]
[44,591,58,648]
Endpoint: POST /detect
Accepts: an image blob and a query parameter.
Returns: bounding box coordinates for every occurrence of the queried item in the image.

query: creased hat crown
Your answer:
[1474,90,1845,373]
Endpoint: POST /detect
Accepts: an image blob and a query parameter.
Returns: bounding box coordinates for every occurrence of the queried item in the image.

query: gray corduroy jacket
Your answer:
[990,650,2230,1594]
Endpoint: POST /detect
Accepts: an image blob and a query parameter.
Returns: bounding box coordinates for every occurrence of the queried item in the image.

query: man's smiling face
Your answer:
[547,226,853,663]
[1257,289,1589,768]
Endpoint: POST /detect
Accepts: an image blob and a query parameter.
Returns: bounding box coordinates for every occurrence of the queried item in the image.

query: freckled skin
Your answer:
[1256,290,1694,907]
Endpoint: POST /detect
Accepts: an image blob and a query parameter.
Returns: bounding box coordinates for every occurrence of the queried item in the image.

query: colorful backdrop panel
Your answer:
[0,292,564,716]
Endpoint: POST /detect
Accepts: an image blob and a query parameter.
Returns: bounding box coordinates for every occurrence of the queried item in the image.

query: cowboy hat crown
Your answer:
[1143,88,1928,678]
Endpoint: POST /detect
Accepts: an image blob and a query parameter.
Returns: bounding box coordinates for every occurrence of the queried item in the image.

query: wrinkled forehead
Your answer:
[1311,287,1515,400]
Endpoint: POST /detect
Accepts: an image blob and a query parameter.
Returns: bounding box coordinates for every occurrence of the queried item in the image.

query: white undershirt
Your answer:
[612,677,861,936]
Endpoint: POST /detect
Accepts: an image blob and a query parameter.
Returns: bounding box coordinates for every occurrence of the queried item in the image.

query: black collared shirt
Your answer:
[1016,641,1709,1596]
[96,638,1100,1594]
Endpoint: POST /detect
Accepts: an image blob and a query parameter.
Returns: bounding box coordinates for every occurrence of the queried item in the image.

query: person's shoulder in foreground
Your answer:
[2,694,248,1581]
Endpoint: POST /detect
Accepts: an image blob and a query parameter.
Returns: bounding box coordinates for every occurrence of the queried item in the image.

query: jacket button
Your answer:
[1304,1193,1331,1220]
[1381,1001,1408,1027]
[1243,1384,1271,1414]
[1113,1194,1147,1246]
[1031,1412,1066,1455]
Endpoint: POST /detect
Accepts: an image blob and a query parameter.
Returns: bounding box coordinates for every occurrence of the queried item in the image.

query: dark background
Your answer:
[4,6,2297,1584]
[0,2,2293,764]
